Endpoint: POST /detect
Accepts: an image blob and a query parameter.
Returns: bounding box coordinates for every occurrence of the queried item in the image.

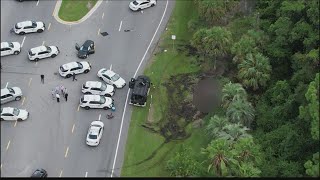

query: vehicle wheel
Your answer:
[92,51,95,54]
[51,54,57,58]
[84,69,89,73]
[15,96,21,101]
[85,106,90,110]
[113,84,117,89]
[37,29,43,33]
[105,94,111,97]
[84,92,91,94]
[35,58,39,62]
[137,8,141,11]
[99,77,103,80]
[66,74,72,78]
[151,3,155,7]
[103,106,109,110]
[14,51,20,55]
[19,32,25,35]
[17,118,22,121]
[1,118,4,121]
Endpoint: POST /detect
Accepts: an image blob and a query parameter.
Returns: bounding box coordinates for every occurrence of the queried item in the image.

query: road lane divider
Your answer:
[35,61,38,66]
[77,105,80,111]
[28,78,32,86]
[102,13,104,19]
[59,170,63,177]
[97,28,100,35]
[71,124,75,133]
[118,21,122,31]
[6,140,11,151]
[85,172,88,177]
[21,97,26,106]
[36,0,39,6]
[64,147,69,158]
[21,36,26,47]
[98,114,101,120]
[14,120,17,127]
[48,23,51,31]
[5,82,9,88]
[110,64,112,70]
[42,41,45,46]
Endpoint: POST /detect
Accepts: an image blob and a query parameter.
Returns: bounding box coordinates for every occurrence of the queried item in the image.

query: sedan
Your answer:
[1,87,23,104]
[1,107,29,121]
[86,120,104,146]
[129,0,156,11]
[97,68,126,88]
[82,81,115,97]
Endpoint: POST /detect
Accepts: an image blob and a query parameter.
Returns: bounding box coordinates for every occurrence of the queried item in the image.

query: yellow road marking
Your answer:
[6,141,11,150]
[21,97,26,105]
[48,23,51,30]
[77,105,80,111]
[102,13,104,19]
[71,124,75,133]
[28,78,32,86]
[59,170,63,177]
[97,28,100,35]
[14,120,18,127]
[64,147,69,158]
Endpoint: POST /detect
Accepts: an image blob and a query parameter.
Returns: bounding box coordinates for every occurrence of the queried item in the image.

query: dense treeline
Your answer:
[166,0,319,177]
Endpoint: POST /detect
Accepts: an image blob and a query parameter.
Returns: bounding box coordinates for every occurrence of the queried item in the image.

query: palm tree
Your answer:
[236,162,261,177]
[226,99,255,128]
[237,52,272,91]
[205,115,229,139]
[218,123,252,143]
[221,82,248,109]
[231,35,256,64]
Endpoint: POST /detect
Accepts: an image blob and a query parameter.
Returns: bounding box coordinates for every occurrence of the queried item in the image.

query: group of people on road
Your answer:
[51,85,68,103]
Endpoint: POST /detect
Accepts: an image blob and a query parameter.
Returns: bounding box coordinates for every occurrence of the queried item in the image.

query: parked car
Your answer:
[28,45,59,61]
[86,120,104,146]
[97,68,126,88]
[75,40,95,59]
[129,75,151,107]
[59,61,91,78]
[1,87,22,104]
[80,95,114,110]
[1,107,29,121]
[82,81,115,97]
[30,168,47,177]
[12,20,45,35]
[1,42,21,57]
[129,0,156,11]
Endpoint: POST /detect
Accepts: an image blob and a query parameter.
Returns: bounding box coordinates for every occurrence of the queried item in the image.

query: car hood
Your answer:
[12,42,21,49]
[105,85,114,93]
[104,97,113,106]
[78,50,87,57]
[18,109,28,120]
[12,87,22,96]
[49,46,59,53]
[80,61,90,69]
[114,77,126,87]
[36,21,44,28]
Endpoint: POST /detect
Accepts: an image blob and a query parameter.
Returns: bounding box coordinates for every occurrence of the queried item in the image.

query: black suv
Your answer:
[75,40,95,59]
[129,75,151,107]
[31,168,47,177]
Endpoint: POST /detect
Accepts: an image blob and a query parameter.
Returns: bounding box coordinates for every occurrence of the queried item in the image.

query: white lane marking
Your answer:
[102,13,104,19]
[98,28,100,35]
[14,120,18,127]
[110,64,112,70]
[6,140,11,150]
[59,170,63,177]
[118,21,122,31]
[5,82,9,88]
[71,124,75,133]
[48,23,51,30]
[36,0,39,6]
[42,41,45,46]
[21,36,26,47]
[110,0,169,177]
[106,0,108,3]
[98,114,101,120]
[77,105,80,111]
[64,147,69,158]
[35,61,38,66]
[28,78,32,86]
[1,164,2,170]
[85,172,88,177]
[21,97,26,105]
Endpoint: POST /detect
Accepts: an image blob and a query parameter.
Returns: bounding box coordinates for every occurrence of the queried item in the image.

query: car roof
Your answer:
[30,46,47,53]
[104,70,116,77]
[89,126,100,135]
[83,95,102,102]
[1,42,9,48]
[16,21,33,27]
[1,107,14,114]
[62,62,79,70]
[85,81,102,88]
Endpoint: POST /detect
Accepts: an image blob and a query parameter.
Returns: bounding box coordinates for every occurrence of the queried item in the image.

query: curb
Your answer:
[53,0,103,25]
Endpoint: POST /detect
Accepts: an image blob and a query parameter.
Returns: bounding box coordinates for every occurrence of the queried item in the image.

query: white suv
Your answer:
[59,61,91,78]
[1,42,21,56]
[28,45,59,61]
[80,95,114,110]
[13,20,45,35]
[1,87,23,104]
[82,81,115,97]
[129,0,156,11]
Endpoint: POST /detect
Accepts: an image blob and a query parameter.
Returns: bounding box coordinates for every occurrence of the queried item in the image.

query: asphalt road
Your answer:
[1,0,174,177]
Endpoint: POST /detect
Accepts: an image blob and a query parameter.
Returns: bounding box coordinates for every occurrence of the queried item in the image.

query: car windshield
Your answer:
[8,88,15,94]
[76,62,83,69]
[133,1,139,5]
[99,96,106,104]
[32,21,37,28]
[89,134,97,139]
[100,83,107,91]
[13,108,20,116]
[80,46,87,52]
[60,66,67,72]
[111,74,120,81]
[15,24,21,29]
[45,46,52,53]
[9,43,14,48]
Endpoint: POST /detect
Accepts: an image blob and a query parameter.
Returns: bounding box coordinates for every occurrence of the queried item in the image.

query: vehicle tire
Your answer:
[105,94,111,97]
[66,74,72,78]
[151,3,155,7]
[84,92,91,94]
[35,58,39,62]
[92,50,95,54]
[51,54,57,58]
[19,32,25,35]
[113,84,117,89]
[103,106,109,110]
[15,96,21,101]
[37,29,43,33]
[85,106,90,110]
[99,77,103,80]
[17,118,22,121]
[84,69,89,74]
[137,8,141,11]
[14,51,20,55]
[1,118,4,121]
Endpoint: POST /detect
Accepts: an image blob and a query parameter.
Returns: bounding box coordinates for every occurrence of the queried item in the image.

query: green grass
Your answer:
[121,0,207,177]
[58,0,98,21]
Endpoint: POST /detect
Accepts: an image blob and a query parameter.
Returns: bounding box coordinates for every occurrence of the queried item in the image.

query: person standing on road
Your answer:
[41,74,44,84]
[64,92,68,102]
[72,73,77,81]
[56,93,60,103]
[60,85,65,96]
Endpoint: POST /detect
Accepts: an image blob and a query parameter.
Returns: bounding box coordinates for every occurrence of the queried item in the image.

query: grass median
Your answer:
[121,1,209,177]
[58,0,98,21]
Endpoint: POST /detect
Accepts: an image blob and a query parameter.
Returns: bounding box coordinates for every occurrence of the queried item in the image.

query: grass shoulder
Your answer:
[58,0,98,21]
